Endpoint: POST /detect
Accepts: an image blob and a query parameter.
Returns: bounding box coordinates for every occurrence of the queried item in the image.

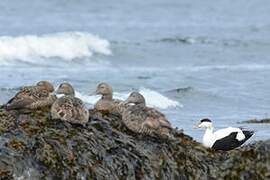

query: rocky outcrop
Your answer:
[239,118,270,124]
[0,108,269,179]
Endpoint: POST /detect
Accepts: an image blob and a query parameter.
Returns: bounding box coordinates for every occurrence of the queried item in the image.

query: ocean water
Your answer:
[0,0,270,142]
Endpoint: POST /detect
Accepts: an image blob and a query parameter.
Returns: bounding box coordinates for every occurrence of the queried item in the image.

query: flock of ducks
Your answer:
[2,81,172,138]
[1,80,254,151]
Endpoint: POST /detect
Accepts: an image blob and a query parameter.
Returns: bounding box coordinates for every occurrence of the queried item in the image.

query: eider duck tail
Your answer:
[242,130,254,141]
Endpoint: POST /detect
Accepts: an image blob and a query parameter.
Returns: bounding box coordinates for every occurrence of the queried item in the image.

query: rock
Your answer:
[239,118,270,124]
[0,108,269,179]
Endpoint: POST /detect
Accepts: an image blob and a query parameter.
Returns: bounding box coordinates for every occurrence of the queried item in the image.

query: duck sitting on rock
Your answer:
[121,92,172,138]
[4,81,56,112]
[51,82,89,125]
[93,82,122,115]
[195,118,254,151]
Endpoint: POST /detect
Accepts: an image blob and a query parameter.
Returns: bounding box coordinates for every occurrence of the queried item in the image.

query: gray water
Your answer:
[0,0,270,142]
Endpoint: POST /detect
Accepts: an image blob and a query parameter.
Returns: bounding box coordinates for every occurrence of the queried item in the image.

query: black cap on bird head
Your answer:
[200,118,212,123]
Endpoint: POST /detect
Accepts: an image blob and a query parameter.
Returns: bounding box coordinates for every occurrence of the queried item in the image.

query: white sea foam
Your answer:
[75,88,182,109]
[0,32,111,64]
[138,88,182,109]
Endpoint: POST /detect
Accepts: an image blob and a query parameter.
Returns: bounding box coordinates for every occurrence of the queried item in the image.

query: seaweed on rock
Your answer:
[0,108,269,179]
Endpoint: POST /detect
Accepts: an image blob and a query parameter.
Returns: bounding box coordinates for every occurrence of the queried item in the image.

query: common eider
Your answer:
[4,81,56,111]
[195,118,254,151]
[121,92,172,138]
[50,82,89,125]
[93,82,121,114]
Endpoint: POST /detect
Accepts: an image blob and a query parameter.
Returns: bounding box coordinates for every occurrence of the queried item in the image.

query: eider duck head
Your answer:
[125,92,146,107]
[195,118,213,129]
[36,81,54,92]
[94,82,113,98]
[56,82,75,96]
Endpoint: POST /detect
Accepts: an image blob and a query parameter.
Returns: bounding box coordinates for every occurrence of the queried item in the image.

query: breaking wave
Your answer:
[0,32,111,64]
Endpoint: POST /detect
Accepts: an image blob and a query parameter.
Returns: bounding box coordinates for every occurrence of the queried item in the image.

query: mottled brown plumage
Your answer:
[93,82,121,114]
[51,83,89,125]
[121,92,172,138]
[5,81,56,111]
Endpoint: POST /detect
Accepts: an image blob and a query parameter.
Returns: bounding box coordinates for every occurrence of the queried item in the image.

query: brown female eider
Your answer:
[121,92,172,138]
[4,80,56,111]
[93,82,122,114]
[50,82,89,125]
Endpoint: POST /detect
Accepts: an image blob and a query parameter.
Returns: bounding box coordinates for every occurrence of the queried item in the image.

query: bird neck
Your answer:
[206,126,214,133]
[102,94,113,100]
[202,126,214,148]
[203,126,214,139]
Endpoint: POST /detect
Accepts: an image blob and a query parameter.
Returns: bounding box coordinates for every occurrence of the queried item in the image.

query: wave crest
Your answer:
[0,32,111,63]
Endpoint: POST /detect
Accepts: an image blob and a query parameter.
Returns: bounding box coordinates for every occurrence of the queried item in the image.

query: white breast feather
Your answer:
[202,129,215,148]
[236,131,245,141]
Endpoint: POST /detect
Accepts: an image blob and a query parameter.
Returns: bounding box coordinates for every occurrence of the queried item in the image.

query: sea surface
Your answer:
[0,0,270,142]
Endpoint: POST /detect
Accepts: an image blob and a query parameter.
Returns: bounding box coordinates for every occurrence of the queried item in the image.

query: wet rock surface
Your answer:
[0,108,269,179]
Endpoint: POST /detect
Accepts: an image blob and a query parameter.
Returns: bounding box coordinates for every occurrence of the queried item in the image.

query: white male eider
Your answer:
[195,118,254,151]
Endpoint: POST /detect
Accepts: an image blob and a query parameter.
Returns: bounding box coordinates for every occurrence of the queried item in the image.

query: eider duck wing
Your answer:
[145,107,171,128]
[51,96,89,124]
[28,95,57,110]
[142,115,172,137]
[51,97,73,121]
[145,107,165,118]
[72,97,89,124]
[212,128,253,151]
[143,117,161,130]
[6,98,35,110]
[211,132,242,151]
[4,86,44,110]
[240,128,254,140]
[158,117,172,129]
[5,86,34,106]
[213,127,245,141]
